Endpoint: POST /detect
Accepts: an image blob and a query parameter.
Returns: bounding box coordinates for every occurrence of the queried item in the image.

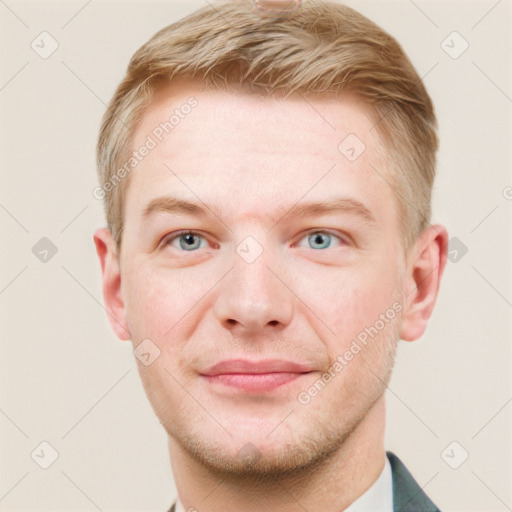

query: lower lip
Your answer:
[201,372,307,392]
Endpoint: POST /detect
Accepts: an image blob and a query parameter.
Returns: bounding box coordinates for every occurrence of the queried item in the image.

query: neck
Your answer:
[168,396,387,512]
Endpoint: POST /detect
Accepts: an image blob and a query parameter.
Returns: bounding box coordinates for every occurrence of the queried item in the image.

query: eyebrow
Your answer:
[288,199,376,224]
[143,197,212,219]
[142,196,376,225]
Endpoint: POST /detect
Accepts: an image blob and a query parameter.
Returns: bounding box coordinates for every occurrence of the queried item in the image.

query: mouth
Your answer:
[200,359,315,392]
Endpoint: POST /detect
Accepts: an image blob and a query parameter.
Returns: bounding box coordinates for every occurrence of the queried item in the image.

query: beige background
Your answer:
[0,0,511,510]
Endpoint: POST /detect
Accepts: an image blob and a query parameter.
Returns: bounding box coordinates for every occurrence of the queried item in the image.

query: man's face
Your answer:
[117,81,407,475]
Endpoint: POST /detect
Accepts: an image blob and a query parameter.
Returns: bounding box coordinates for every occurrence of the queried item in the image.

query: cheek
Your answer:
[123,265,205,342]
[316,274,401,408]
[299,262,402,347]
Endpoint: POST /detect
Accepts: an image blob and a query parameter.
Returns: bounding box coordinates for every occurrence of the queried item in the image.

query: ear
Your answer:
[400,224,449,342]
[93,228,131,341]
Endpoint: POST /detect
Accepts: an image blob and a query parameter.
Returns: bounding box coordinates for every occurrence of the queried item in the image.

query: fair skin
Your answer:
[94,80,448,512]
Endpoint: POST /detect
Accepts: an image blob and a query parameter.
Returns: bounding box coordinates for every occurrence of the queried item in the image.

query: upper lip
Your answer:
[201,359,314,376]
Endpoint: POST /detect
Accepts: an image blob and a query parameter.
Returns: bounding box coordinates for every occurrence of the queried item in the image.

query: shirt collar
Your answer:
[344,456,393,512]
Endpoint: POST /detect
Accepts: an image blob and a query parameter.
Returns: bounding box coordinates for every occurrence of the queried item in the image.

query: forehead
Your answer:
[124,79,397,232]
[134,80,378,156]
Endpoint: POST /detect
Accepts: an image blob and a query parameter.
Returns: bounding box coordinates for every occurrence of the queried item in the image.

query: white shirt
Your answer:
[175,456,393,512]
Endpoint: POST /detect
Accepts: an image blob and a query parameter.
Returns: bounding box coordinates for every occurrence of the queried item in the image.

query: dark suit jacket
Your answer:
[166,451,440,511]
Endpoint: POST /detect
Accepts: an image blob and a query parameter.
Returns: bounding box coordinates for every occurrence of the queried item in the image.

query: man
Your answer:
[93,1,448,510]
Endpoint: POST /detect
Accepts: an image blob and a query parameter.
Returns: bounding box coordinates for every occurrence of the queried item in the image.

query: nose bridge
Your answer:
[213,234,293,331]
[234,235,275,296]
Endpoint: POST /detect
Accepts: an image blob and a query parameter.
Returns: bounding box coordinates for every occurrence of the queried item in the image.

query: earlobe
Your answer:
[399,224,449,342]
[93,228,131,341]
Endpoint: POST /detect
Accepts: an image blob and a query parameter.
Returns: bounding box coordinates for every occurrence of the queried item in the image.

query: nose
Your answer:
[213,241,294,334]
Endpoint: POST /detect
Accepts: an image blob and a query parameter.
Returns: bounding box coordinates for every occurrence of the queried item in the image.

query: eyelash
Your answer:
[162,229,347,252]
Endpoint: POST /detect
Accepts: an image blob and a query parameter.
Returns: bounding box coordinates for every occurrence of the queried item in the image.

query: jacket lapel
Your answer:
[387,451,440,512]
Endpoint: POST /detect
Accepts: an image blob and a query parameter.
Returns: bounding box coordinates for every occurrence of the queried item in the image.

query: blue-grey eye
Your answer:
[309,232,331,249]
[166,232,206,251]
[179,233,203,251]
[300,231,341,250]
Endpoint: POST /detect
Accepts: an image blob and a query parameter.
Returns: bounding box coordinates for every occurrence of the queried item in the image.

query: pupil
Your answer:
[311,233,329,249]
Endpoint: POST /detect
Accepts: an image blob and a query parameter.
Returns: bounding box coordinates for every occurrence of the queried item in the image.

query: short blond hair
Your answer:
[97,0,437,249]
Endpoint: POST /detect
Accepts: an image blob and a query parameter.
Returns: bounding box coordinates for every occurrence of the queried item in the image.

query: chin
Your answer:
[167,410,363,483]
